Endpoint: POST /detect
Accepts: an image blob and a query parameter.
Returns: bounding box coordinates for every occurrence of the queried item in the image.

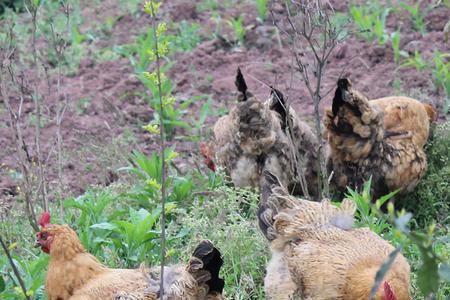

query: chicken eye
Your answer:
[40,232,49,240]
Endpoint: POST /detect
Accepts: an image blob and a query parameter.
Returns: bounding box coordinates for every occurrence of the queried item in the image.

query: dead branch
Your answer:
[271,0,350,198]
[0,24,39,231]
[25,0,49,211]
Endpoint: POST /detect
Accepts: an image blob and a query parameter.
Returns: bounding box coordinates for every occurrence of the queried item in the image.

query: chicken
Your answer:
[371,96,436,148]
[36,212,224,300]
[115,240,224,300]
[257,171,411,300]
[199,142,216,172]
[212,68,320,198]
[324,78,435,200]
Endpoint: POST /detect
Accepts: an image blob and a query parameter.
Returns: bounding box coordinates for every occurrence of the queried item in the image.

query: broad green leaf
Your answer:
[90,222,118,231]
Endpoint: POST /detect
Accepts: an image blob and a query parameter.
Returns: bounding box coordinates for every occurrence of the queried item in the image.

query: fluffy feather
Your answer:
[115,240,224,300]
[258,171,411,300]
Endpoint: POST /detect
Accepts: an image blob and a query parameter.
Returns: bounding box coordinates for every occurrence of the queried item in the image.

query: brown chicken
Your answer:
[257,171,411,300]
[213,68,320,198]
[324,78,435,200]
[36,212,224,300]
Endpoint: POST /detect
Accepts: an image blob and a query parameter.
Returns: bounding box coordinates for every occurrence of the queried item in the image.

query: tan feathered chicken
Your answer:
[213,68,320,198]
[324,78,435,199]
[257,171,411,300]
[36,212,224,300]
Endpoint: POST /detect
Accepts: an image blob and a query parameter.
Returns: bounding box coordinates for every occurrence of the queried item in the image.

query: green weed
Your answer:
[399,2,426,34]
[255,0,268,22]
[228,16,246,46]
[432,50,450,113]
[349,4,390,45]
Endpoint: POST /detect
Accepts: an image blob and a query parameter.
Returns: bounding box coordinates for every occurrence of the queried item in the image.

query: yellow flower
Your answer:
[8,242,17,250]
[146,178,161,190]
[14,287,33,297]
[147,49,157,62]
[165,202,177,213]
[158,40,169,56]
[166,248,176,257]
[156,22,167,37]
[143,71,157,83]
[165,151,178,162]
[163,95,176,107]
[143,1,162,16]
[142,123,160,134]
[143,71,166,86]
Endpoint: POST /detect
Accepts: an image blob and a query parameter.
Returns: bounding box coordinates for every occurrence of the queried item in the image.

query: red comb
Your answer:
[39,211,51,227]
[199,143,209,157]
[383,281,396,300]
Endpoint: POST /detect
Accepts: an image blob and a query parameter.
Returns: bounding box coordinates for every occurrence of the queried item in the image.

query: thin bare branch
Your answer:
[271,0,350,198]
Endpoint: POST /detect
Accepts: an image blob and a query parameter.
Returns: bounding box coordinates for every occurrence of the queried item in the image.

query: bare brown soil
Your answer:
[1,0,449,200]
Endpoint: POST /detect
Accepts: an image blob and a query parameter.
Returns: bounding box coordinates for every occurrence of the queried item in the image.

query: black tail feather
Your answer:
[192,240,224,294]
[235,67,249,102]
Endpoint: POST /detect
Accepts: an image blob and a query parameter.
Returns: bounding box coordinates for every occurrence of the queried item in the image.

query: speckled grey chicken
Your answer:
[115,240,224,300]
[212,68,320,198]
[257,171,411,300]
[323,78,435,200]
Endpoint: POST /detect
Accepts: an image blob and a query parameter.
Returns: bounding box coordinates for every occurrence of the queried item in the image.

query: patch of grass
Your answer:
[398,121,450,228]
[169,185,267,299]
[399,2,426,34]
[228,16,246,46]
[254,0,268,22]
[196,0,219,12]
[170,21,202,52]
[349,4,390,45]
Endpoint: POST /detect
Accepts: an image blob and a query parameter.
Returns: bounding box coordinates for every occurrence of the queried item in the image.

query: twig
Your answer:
[0,235,31,300]
[46,1,71,217]
[0,25,39,231]
[26,0,49,211]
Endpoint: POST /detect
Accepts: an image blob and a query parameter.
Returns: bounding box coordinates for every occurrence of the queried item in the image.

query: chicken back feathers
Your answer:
[324,78,431,199]
[37,213,224,300]
[115,240,224,300]
[258,171,411,300]
[213,68,320,198]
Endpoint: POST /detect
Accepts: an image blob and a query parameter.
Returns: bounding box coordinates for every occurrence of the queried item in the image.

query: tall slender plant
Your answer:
[142,0,168,295]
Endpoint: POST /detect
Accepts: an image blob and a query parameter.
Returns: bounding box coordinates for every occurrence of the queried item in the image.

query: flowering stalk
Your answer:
[144,0,167,295]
